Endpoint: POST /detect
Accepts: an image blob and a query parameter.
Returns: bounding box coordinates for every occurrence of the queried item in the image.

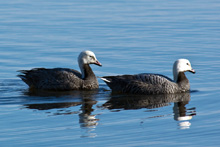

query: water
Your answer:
[0,0,220,146]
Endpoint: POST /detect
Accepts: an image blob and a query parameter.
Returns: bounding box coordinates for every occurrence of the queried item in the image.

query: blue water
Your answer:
[0,0,220,146]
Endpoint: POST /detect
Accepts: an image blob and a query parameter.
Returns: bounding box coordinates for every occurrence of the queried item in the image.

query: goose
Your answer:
[101,59,195,94]
[18,50,102,90]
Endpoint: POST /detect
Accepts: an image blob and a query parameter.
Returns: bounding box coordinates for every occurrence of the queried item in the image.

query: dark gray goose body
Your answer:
[101,59,195,94]
[18,51,102,90]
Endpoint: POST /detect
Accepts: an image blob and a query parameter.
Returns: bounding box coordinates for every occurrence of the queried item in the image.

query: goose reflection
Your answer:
[23,89,100,138]
[103,92,196,129]
[173,100,196,129]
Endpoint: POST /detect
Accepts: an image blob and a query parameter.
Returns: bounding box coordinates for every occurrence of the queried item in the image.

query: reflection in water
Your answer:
[24,89,100,138]
[79,98,99,138]
[173,101,196,129]
[103,92,196,129]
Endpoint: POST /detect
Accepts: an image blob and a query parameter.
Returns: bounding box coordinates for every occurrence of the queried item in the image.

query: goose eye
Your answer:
[89,55,94,60]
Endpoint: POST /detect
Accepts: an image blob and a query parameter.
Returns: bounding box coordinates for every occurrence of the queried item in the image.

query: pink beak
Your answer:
[95,60,102,66]
[189,69,196,74]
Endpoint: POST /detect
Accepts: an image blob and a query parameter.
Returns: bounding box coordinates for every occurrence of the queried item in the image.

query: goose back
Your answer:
[102,73,188,94]
[18,67,99,90]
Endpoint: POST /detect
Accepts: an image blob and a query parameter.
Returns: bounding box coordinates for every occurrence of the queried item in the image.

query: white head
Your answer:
[173,59,195,82]
[78,50,102,78]
[78,50,102,66]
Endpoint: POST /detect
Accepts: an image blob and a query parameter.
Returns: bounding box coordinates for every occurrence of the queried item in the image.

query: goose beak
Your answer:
[189,69,196,74]
[95,60,102,67]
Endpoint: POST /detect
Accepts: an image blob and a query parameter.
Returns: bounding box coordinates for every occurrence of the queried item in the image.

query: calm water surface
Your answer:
[0,0,220,146]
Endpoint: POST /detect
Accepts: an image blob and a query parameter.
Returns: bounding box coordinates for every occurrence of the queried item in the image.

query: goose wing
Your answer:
[102,73,177,94]
[18,68,82,90]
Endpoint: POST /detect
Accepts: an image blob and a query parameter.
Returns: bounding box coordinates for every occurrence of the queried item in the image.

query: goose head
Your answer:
[78,50,102,67]
[78,50,102,79]
[173,59,195,82]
